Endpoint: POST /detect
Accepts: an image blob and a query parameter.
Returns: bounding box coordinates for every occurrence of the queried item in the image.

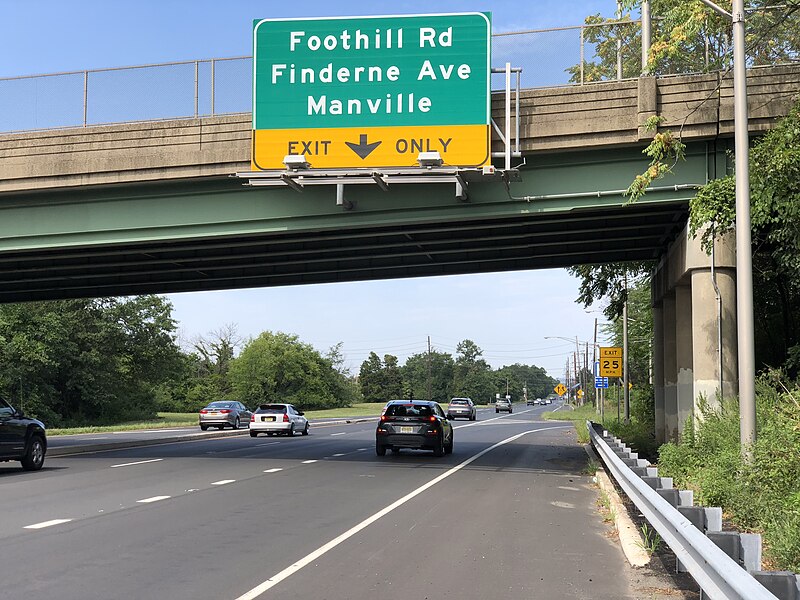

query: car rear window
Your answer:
[256,405,287,414]
[207,401,234,408]
[450,400,467,405]
[385,404,433,417]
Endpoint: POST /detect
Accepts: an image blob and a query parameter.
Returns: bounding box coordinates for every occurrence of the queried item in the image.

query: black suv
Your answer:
[0,399,47,471]
[376,400,453,457]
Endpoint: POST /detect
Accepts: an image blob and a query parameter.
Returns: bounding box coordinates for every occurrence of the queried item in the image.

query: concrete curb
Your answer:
[48,417,379,457]
[585,444,650,568]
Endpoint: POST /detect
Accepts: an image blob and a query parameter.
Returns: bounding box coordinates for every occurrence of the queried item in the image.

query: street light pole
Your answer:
[623,273,630,423]
[697,0,756,460]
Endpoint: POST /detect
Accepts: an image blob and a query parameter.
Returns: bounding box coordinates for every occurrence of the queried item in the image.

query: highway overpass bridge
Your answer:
[1,63,799,443]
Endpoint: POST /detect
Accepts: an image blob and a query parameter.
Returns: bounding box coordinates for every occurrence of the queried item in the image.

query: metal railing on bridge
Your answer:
[0,17,797,134]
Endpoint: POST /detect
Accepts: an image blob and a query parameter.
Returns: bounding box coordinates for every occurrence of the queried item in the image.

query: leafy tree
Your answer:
[401,350,454,403]
[382,354,404,399]
[359,352,386,403]
[689,98,800,373]
[568,262,653,321]
[229,331,348,410]
[191,324,241,395]
[495,364,559,402]
[602,280,654,387]
[0,296,182,425]
[452,340,494,403]
[570,1,800,83]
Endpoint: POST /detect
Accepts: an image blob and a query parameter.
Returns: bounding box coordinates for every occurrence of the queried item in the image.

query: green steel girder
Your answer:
[0,142,728,302]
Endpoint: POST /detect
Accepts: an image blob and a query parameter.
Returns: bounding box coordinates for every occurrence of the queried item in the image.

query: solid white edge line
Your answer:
[211,480,236,485]
[110,458,164,468]
[136,496,171,503]
[234,425,571,600]
[24,518,73,530]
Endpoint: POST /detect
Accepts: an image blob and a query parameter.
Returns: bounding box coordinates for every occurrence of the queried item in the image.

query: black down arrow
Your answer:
[345,134,381,159]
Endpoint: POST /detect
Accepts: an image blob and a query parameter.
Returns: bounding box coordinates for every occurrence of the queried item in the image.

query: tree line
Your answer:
[358,339,558,404]
[0,297,358,426]
[0,298,555,427]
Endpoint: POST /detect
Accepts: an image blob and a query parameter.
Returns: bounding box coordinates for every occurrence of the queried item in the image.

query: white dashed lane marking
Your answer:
[24,519,73,530]
[211,480,236,486]
[263,468,283,473]
[110,458,164,468]
[301,460,317,464]
[137,496,171,504]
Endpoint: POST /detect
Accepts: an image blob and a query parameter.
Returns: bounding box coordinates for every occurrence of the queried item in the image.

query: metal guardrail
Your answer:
[588,421,783,600]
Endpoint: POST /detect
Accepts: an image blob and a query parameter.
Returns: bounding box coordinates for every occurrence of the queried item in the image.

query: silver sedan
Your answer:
[199,401,252,430]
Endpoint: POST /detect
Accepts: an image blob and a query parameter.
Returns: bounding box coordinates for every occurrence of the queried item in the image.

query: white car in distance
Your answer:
[250,403,309,437]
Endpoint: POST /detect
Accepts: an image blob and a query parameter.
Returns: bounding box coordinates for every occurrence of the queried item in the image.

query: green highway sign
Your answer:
[252,12,491,169]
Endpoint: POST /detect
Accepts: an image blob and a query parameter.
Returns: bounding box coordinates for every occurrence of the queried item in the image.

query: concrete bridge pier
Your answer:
[652,225,738,444]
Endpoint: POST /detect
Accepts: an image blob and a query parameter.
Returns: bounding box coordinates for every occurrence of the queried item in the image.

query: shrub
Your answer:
[657,375,800,572]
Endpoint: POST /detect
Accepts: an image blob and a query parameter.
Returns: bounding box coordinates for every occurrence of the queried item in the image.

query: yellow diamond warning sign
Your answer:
[554,383,567,396]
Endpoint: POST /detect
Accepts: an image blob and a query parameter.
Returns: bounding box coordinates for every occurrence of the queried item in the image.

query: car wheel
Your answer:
[200,425,208,431]
[286,425,294,437]
[376,444,386,456]
[433,435,445,457]
[445,439,453,455]
[495,409,499,413]
[267,432,274,436]
[302,423,309,436]
[249,431,258,438]
[233,417,240,429]
[21,435,45,471]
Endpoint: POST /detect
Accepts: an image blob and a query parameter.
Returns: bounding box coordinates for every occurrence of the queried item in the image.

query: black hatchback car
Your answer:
[376,400,453,457]
[0,398,47,471]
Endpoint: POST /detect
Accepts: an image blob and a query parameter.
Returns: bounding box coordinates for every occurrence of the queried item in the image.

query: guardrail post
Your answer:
[752,572,800,600]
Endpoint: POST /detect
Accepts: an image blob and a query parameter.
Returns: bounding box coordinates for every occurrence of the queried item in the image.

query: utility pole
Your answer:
[641,0,652,73]
[427,336,432,401]
[616,0,623,80]
[699,0,756,464]
[623,272,630,423]
[573,351,578,404]
[585,341,589,404]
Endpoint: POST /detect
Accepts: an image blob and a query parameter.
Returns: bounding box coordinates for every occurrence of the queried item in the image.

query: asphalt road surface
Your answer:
[1,403,647,599]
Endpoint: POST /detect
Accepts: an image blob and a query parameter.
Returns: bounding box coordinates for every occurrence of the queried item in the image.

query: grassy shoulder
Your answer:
[542,403,595,443]
[48,403,387,436]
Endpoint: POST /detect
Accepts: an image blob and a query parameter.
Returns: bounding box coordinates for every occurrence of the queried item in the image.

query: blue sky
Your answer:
[0,0,621,379]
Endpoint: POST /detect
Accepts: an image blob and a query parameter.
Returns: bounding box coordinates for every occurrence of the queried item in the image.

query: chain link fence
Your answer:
[1,20,796,134]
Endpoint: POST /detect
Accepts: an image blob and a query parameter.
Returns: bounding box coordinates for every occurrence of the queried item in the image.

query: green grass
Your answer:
[543,403,596,443]
[49,412,199,436]
[48,400,489,436]
[48,405,386,436]
[302,402,384,419]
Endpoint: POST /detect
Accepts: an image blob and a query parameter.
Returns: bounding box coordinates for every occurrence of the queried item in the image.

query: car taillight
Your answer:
[199,410,208,414]
[283,413,290,422]
[219,409,231,414]
[250,414,255,422]
[429,416,436,422]
[380,415,387,421]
